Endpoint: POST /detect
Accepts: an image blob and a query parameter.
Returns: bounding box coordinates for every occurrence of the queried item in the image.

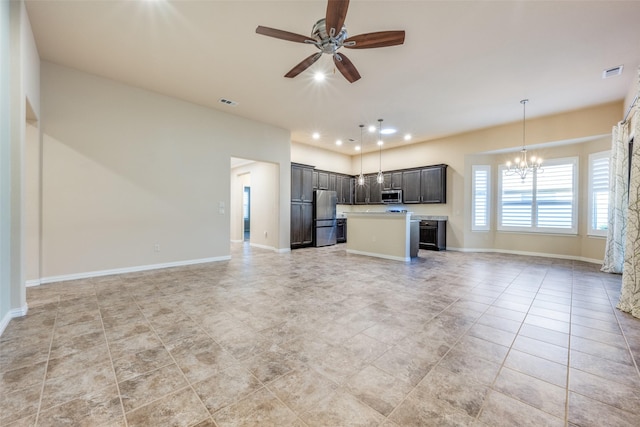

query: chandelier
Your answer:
[357,124,365,186]
[376,119,384,184]
[505,99,542,180]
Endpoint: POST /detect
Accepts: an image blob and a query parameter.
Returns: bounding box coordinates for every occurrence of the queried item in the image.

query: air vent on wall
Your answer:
[218,98,239,107]
[602,65,623,79]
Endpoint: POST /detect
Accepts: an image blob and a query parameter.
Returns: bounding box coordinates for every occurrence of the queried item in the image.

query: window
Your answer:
[588,151,610,236]
[498,157,578,234]
[472,165,490,230]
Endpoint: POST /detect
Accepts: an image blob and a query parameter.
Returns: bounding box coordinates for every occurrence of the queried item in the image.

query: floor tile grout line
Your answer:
[563,265,576,427]
[603,276,640,382]
[130,296,216,426]
[97,280,130,427]
[474,266,564,423]
[31,295,60,427]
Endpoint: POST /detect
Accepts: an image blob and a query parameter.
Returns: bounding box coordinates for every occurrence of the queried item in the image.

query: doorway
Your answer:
[243,186,250,241]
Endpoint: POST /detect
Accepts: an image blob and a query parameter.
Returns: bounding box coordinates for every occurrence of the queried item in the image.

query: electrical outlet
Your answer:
[154,244,160,252]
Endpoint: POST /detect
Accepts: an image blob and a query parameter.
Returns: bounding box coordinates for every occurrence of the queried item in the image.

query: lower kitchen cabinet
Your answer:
[419,220,446,251]
[291,202,313,248]
[336,218,347,243]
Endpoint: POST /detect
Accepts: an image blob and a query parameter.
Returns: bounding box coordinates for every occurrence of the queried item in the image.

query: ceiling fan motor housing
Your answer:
[312,19,348,54]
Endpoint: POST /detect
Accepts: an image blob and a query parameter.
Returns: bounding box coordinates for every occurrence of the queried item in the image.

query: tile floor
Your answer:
[1,243,640,426]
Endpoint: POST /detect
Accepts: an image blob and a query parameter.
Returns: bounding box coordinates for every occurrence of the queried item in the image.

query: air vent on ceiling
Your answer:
[218,98,239,107]
[602,65,623,79]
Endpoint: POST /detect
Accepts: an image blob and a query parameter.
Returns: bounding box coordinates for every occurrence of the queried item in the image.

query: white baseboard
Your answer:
[276,247,291,254]
[249,243,279,252]
[25,279,41,287]
[447,246,602,265]
[347,249,410,262]
[0,303,29,337]
[34,256,231,286]
[230,239,243,243]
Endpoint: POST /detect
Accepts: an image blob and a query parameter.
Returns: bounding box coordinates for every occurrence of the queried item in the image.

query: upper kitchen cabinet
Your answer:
[337,175,353,204]
[317,171,329,190]
[420,165,447,203]
[354,179,369,204]
[383,172,403,190]
[329,173,337,192]
[368,175,383,204]
[291,163,314,203]
[402,165,447,204]
[402,169,421,203]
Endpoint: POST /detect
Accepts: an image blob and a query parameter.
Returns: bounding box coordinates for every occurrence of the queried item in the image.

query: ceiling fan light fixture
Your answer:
[314,71,326,81]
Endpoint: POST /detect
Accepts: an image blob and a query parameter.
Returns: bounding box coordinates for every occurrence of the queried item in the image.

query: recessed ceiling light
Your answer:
[355,145,361,151]
[380,128,396,135]
[312,132,320,140]
[377,140,383,146]
[368,125,376,133]
[335,139,342,146]
[403,134,412,141]
[314,72,325,82]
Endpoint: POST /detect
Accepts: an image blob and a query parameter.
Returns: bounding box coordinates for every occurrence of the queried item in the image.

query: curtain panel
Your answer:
[618,104,640,318]
[601,123,629,273]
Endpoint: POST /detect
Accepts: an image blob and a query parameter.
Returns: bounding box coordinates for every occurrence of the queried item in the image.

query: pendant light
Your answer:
[357,124,365,186]
[505,99,543,180]
[376,119,384,184]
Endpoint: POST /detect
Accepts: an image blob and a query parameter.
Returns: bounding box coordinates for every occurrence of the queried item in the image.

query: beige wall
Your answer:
[291,141,352,175]
[294,102,623,262]
[40,62,291,279]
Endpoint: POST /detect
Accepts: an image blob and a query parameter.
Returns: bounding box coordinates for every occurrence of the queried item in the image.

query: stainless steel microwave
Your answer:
[381,190,403,204]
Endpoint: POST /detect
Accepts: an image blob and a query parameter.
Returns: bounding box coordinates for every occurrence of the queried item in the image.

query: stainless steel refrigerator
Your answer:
[313,190,337,247]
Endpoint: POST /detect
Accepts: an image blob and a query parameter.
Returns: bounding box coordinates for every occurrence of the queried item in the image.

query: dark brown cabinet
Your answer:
[329,173,337,192]
[292,164,314,203]
[337,175,353,204]
[317,171,329,190]
[291,164,314,248]
[419,220,446,251]
[291,203,313,248]
[402,165,447,204]
[336,218,347,243]
[383,171,403,190]
[368,174,383,204]
[354,179,368,204]
[420,165,447,203]
[402,170,421,204]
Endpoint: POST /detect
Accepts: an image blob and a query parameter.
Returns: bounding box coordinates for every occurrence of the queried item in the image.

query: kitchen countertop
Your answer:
[340,212,447,221]
[411,215,448,221]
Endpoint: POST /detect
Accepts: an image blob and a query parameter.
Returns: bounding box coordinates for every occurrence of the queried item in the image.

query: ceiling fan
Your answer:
[255,0,405,83]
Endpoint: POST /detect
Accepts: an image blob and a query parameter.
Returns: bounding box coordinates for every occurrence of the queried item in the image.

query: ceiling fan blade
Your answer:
[285,53,323,78]
[256,26,315,44]
[344,31,406,49]
[333,52,361,83]
[325,0,350,37]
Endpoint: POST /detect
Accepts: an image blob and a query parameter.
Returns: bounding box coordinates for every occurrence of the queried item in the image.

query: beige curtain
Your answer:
[601,123,629,273]
[618,98,640,318]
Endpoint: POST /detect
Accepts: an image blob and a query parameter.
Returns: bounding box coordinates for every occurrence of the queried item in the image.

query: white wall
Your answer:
[40,62,290,280]
[1,0,40,334]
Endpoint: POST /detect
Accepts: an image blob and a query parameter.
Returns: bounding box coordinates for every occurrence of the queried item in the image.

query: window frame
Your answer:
[587,150,610,237]
[497,156,578,235]
[471,165,491,231]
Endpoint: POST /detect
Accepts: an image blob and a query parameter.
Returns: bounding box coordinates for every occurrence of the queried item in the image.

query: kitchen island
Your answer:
[345,212,419,262]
